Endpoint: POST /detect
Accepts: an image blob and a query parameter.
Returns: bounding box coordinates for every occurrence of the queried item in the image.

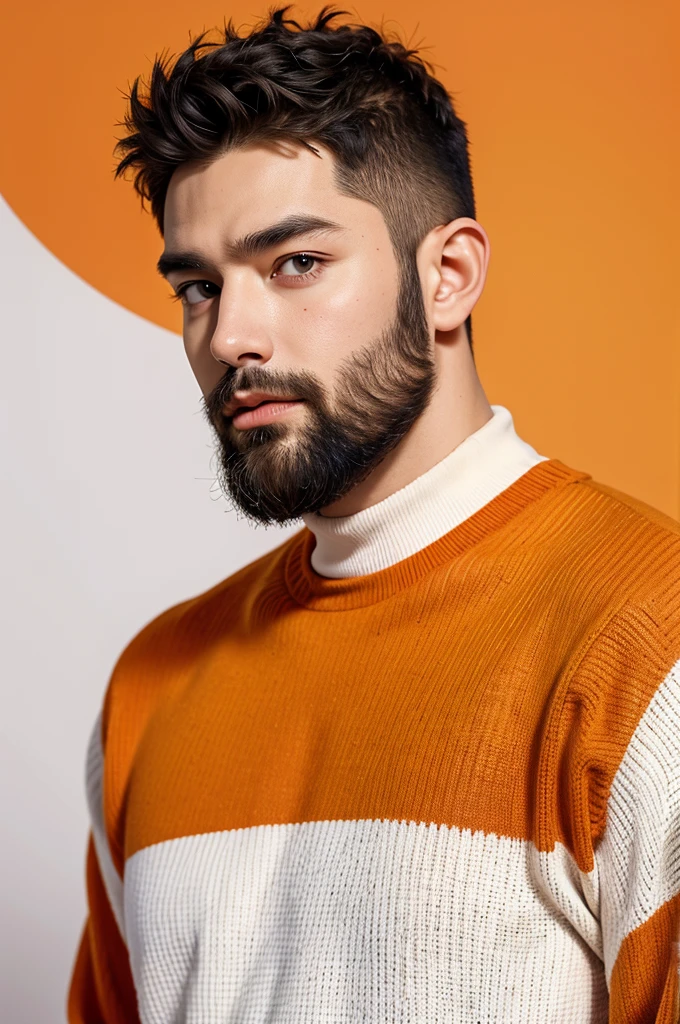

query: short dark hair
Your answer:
[114,6,477,347]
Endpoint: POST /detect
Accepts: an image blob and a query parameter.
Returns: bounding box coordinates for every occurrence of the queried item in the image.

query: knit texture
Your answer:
[68,459,680,1023]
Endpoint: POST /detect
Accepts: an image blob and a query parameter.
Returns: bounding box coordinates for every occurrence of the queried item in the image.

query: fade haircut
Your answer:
[114,5,477,347]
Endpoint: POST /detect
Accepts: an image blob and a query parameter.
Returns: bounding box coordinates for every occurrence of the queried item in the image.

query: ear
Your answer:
[418,218,491,335]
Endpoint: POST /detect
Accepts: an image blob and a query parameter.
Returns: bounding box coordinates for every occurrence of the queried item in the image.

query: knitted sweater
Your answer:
[68,409,680,1024]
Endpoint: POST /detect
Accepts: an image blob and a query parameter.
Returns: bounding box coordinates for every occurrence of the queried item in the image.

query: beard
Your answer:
[202,257,436,525]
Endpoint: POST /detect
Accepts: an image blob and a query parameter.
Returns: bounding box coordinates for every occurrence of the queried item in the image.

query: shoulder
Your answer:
[521,464,680,620]
[578,475,680,543]
[547,474,680,800]
[532,474,680,862]
[101,527,305,733]
[579,475,680,612]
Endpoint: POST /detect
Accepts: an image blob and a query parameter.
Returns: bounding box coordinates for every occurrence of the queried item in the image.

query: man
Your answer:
[68,8,680,1023]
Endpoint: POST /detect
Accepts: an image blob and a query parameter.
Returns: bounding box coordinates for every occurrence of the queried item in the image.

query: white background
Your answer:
[0,195,298,1021]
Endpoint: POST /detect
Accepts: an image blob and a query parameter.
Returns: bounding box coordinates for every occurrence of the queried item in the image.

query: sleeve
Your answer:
[67,714,141,1024]
[531,602,680,1024]
[595,655,680,1023]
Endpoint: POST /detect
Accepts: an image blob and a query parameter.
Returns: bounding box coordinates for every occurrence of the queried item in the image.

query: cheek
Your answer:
[290,257,398,369]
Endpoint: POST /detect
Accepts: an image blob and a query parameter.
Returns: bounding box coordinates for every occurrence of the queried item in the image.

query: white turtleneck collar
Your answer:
[301,405,548,578]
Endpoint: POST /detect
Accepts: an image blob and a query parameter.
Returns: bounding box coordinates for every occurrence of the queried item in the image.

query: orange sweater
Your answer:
[68,458,680,1023]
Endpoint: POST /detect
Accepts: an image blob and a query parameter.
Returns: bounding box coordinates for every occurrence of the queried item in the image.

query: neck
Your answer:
[301,404,548,578]
[320,326,492,517]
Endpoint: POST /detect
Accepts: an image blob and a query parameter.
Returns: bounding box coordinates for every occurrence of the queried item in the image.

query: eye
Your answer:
[173,281,220,306]
[273,254,323,278]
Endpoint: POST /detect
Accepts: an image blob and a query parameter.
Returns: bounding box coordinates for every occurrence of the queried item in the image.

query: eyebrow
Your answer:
[156,214,343,278]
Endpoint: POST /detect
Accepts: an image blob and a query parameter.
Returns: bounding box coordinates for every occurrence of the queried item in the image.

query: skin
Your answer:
[160,140,493,517]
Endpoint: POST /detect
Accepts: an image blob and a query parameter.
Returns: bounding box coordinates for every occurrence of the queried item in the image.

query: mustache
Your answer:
[203,365,328,426]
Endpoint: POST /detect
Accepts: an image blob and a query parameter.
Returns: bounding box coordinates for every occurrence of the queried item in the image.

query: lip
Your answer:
[231,399,305,430]
[223,391,300,418]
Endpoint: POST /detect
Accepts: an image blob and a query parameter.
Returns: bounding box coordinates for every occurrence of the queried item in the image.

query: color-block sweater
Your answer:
[68,407,680,1024]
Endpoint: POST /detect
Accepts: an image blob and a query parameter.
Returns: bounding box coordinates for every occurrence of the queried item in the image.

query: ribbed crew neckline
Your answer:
[301,406,547,579]
[285,458,591,611]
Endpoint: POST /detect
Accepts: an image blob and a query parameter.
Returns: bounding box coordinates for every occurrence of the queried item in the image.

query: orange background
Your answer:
[1,1,678,516]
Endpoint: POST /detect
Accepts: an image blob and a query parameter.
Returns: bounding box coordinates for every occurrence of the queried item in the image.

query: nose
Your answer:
[209,276,274,368]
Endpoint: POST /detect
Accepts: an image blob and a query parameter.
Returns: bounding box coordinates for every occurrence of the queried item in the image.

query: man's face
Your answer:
[161,141,435,524]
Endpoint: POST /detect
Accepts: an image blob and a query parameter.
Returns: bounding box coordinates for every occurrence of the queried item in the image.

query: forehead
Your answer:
[163,141,381,247]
